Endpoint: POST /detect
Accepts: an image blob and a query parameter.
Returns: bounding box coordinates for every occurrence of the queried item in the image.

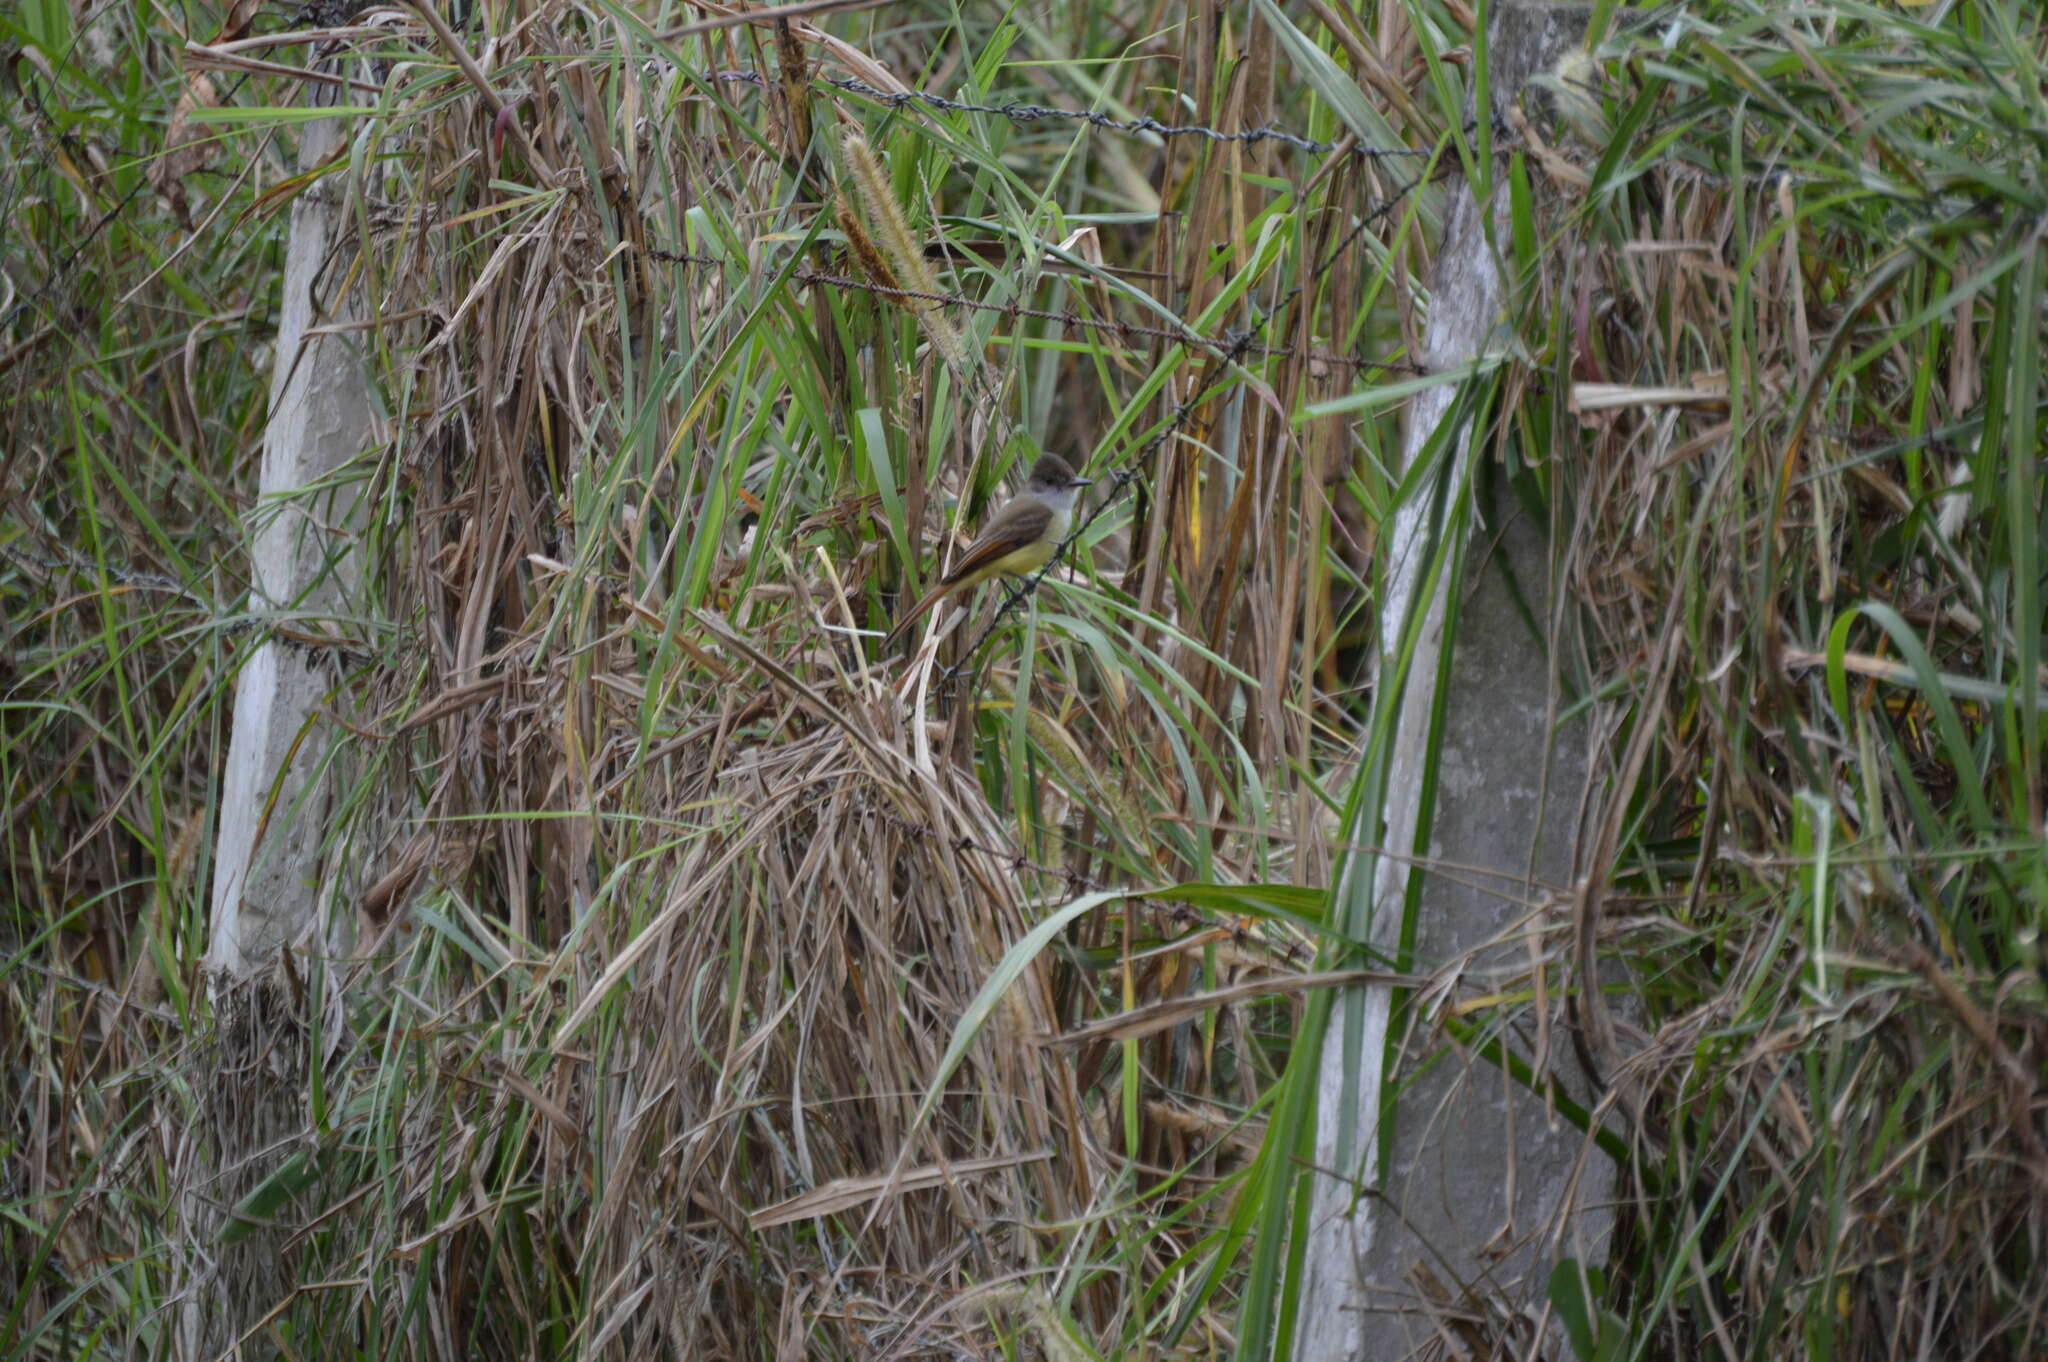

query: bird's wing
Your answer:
[939,498,1055,586]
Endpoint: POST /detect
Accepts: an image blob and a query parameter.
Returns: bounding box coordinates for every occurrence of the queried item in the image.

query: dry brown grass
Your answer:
[4,1,2045,1358]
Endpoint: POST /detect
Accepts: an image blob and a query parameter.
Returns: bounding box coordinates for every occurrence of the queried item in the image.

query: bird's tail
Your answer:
[881,581,955,651]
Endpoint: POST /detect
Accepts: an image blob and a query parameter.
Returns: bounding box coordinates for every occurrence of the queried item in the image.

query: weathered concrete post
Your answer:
[178,100,371,1358]
[208,107,369,978]
[1296,6,1602,1357]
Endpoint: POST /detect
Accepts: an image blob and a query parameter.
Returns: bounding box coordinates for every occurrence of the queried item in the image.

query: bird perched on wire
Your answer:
[885,452,1092,649]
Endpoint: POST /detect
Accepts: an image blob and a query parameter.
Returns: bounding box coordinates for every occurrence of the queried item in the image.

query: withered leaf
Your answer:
[152,74,221,228]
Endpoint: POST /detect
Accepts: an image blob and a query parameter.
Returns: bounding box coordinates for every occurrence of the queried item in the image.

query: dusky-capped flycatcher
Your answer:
[885,452,1091,648]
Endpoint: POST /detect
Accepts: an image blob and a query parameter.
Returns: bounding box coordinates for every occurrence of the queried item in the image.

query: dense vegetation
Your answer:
[4,0,2043,1356]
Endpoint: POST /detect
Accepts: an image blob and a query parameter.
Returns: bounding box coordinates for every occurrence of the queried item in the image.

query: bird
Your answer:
[884,452,1092,649]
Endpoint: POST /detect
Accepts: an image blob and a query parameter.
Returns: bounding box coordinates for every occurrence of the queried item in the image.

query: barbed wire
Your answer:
[4,551,201,599]
[693,62,1455,376]
[713,69,1434,161]
[645,246,1423,375]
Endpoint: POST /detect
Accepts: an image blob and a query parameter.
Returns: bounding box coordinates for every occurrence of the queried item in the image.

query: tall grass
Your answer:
[3,0,2043,1357]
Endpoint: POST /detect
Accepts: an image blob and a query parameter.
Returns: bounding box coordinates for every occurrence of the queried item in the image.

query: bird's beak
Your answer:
[1071,475,1093,487]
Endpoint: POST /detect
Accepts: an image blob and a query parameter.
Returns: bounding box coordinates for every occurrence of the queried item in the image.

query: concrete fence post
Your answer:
[1296,6,1604,1357]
